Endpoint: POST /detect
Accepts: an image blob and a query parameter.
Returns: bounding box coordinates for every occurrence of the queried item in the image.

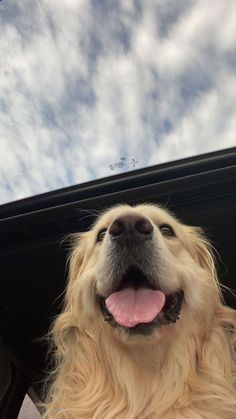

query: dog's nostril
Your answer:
[135,218,153,235]
[109,220,125,237]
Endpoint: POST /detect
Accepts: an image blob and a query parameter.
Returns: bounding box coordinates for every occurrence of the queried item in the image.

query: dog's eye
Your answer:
[159,224,175,238]
[96,228,107,243]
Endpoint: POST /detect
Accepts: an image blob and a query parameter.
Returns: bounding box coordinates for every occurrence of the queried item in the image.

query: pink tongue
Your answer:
[105,287,166,328]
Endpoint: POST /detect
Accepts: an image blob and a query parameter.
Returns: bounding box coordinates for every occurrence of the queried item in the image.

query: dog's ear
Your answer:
[66,232,89,287]
[186,226,217,279]
[49,232,89,360]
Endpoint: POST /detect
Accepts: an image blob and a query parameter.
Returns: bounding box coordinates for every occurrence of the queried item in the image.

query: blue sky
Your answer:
[0,0,235,205]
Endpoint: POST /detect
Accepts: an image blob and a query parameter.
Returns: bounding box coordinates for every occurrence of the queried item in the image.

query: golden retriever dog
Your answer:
[44,203,236,419]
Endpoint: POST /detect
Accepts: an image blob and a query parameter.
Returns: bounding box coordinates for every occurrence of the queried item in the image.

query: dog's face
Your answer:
[68,204,219,343]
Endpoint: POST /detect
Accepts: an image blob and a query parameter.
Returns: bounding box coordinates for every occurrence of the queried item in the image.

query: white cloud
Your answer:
[0,0,235,205]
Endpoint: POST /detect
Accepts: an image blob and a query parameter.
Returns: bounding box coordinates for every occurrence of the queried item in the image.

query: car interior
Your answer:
[0,147,235,418]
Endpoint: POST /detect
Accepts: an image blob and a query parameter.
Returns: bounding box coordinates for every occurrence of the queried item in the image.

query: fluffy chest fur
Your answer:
[45,320,235,419]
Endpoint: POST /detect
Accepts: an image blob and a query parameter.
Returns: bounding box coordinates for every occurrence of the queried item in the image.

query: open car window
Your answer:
[18,394,41,419]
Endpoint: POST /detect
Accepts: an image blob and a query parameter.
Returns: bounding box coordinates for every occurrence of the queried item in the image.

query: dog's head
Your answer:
[66,204,221,343]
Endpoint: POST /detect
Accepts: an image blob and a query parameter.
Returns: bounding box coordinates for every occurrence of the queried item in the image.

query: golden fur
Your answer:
[43,204,236,418]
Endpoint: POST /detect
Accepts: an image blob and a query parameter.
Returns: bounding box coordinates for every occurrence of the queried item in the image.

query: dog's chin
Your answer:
[96,266,184,337]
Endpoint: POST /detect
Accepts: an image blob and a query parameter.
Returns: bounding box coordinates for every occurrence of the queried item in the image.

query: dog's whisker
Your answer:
[76,207,102,217]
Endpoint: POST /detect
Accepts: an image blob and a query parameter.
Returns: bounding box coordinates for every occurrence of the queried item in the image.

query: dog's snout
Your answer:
[109,213,153,238]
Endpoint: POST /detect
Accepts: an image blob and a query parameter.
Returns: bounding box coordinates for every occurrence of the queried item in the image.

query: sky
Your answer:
[0,0,235,205]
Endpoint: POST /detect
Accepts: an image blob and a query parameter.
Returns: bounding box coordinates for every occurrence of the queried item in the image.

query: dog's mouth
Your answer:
[97,266,184,335]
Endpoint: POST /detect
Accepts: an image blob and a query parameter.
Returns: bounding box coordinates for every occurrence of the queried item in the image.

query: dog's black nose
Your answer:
[109,213,153,238]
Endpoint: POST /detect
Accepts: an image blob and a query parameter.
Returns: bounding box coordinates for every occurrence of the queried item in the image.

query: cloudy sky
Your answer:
[0,0,235,205]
